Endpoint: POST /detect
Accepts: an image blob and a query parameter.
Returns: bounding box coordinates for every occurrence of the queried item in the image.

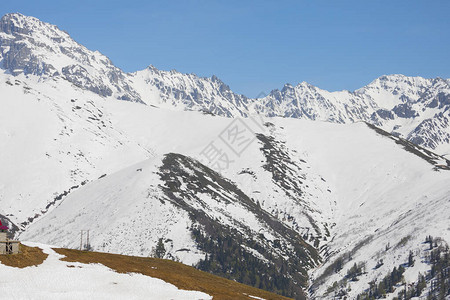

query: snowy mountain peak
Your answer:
[0,13,142,102]
[131,64,250,116]
[1,13,51,33]
[297,81,315,89]
[357,74,449,99]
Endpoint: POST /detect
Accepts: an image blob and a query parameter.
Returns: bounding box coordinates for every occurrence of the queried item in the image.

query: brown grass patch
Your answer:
[0,244,48,268]
[54,248,292,300]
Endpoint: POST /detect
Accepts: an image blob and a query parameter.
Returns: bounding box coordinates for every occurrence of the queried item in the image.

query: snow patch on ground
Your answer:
[0,241,211,300]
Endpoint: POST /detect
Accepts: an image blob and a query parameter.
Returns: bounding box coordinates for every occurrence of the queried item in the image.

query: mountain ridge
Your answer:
[1,13,450,154]
[0,14,450,154]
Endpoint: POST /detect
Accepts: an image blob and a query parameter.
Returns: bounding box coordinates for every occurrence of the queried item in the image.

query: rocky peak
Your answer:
[1,13,41,34]
[0,13,142,102]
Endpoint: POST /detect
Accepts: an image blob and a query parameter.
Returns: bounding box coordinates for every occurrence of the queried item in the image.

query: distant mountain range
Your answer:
[1,13,449,155]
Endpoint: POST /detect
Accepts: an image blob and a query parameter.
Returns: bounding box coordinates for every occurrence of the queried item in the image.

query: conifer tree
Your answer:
[155,238,166,258]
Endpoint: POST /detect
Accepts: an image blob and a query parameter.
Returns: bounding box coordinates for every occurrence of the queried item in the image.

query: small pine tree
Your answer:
[427,235,434,250]
[408,250,415,267]
[155,238,166,259]
[378,281,386,297]
[416,273,426,296]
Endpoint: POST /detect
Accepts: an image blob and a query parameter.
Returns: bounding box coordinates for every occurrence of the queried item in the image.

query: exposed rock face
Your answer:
[62,64,113,97]
[392,103,418,118]
[371,109,395,123]
[251,82,377,122]
[131,65,251,117]
[408,112,450,150]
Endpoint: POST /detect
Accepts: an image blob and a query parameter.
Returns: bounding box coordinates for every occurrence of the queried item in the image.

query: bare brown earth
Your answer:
[0,244,48,268]
[54,248,292,300]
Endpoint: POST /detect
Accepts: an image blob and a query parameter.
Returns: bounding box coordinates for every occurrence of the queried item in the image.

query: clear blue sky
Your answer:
[1,0,449,97]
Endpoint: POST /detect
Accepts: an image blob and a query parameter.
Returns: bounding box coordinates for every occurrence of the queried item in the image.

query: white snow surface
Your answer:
[0,242,211,300]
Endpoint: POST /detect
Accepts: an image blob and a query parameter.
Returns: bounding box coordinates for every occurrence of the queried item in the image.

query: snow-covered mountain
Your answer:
[250,75,449,157]
[0,13,141,102]
[1,12,450,299]
[131,65,252,117]
[132,70,450,155]
[1,13,449,155]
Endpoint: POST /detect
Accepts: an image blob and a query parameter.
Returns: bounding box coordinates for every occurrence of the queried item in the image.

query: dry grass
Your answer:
[54,248,292,300]
[0,244,48,268]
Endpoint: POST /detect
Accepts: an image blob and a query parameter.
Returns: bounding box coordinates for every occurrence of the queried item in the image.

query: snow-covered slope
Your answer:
[0,73,152,226]
[281,120,450,298]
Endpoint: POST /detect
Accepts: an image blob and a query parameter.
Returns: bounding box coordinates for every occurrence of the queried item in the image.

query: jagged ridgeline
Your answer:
[1,13,450,154]
[157,153,320,299]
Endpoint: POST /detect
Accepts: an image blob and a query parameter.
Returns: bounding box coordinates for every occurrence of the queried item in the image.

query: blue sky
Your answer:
[1,0,449,97]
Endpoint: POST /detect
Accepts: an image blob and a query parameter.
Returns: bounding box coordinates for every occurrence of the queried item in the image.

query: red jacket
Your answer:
[0,220,9,230]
